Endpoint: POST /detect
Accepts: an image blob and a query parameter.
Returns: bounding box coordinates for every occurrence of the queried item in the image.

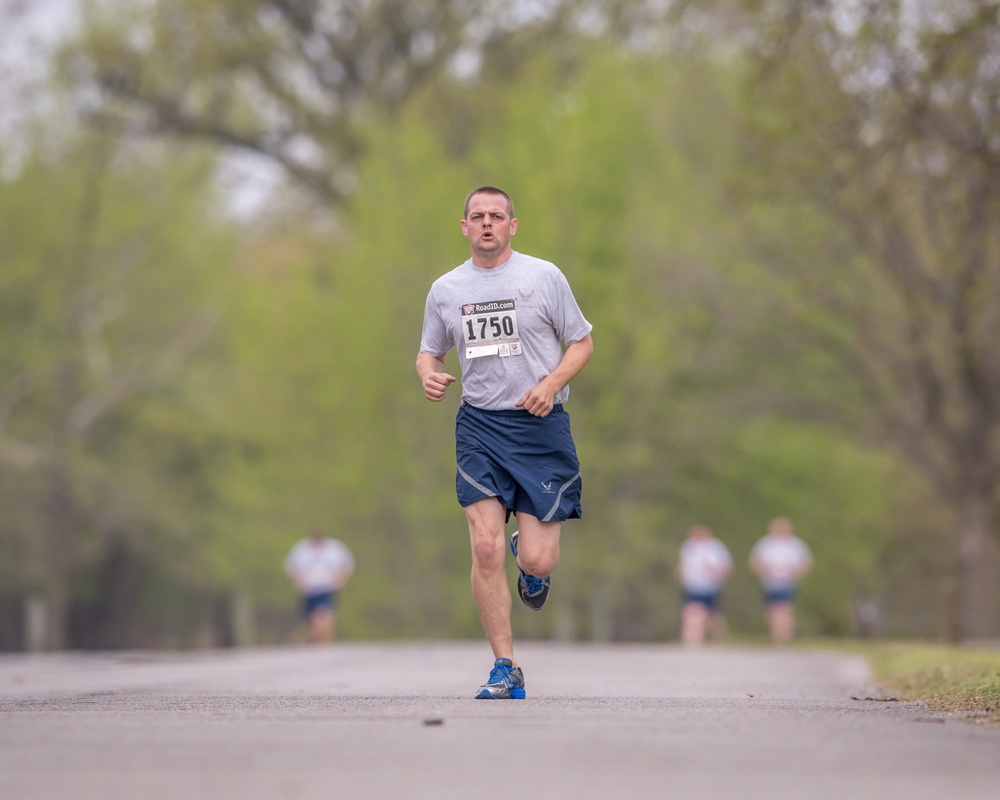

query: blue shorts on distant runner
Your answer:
[455,403,582,523]
[763,586,797,605]
[302,590,339,618]
[682,589,722,610]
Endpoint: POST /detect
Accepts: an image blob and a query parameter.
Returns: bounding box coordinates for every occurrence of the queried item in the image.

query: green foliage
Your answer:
[0,133,239,647]
[6,8,982,648]
[726,2,1000,638]
[293,42,919,643]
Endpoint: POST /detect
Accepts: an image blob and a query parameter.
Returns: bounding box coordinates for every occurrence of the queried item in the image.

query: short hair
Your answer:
[464,186,514,219]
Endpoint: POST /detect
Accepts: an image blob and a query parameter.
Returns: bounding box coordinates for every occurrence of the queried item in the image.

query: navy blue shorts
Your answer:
[682,590,722,610]
[455,403,582,522]
[302,590,338,617]
[763,586,796,605]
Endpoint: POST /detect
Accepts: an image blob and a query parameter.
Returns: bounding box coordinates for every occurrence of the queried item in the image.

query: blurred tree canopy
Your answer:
[63,0,672,201]
[0,133,238,648]
[719,0,1000,639]
[0,0,996,649]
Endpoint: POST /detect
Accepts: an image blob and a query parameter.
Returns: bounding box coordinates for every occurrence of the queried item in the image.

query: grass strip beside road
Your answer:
[855,642,1000,724]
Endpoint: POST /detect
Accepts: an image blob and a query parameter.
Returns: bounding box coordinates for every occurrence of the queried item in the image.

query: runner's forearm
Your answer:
[544,334,594,394]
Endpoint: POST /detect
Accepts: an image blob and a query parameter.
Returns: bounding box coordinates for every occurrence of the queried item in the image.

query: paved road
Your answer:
[1,642,997,799]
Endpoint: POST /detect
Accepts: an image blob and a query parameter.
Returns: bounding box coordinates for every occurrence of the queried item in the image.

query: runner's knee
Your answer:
[470,529,506,569]
[516,544,559,577]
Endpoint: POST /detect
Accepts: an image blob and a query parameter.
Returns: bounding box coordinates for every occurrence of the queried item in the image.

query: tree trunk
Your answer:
[228,590,256,648]
[24,594,48,652]
[955,488,1000,641]
[43,586,71,651]
[40,465,77,651]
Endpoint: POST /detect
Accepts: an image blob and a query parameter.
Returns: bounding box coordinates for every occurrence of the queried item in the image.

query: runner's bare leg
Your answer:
[466,498,515,662]
[512,512,561,578]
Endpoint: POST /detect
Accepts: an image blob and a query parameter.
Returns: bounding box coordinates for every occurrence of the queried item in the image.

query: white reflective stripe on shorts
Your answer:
[541,472,581,522]
[458,465,497,498]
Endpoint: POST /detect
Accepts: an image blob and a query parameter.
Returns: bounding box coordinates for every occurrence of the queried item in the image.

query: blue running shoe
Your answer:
[475,657,526,699]
[510,530,551,611]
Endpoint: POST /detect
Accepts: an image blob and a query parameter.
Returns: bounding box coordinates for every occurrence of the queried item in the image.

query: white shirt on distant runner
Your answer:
[750,533,812,591]
[283,536,355,594]
[679,536,733,594]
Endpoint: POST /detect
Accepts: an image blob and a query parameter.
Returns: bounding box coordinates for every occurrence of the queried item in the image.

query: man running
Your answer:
[416,186,594,698]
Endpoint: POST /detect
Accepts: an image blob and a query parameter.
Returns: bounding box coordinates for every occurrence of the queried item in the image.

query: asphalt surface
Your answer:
[1,641,997,799]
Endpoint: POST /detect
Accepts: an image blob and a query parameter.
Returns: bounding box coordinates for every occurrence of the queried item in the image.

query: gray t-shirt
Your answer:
[419,251,593,410]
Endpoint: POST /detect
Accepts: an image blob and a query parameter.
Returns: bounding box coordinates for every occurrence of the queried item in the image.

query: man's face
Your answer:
[461,193,517,259]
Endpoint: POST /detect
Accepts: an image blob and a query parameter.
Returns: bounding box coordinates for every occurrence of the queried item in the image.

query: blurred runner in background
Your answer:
[749,517,813,643]
[283,531,355,643]
[676,524,734,646]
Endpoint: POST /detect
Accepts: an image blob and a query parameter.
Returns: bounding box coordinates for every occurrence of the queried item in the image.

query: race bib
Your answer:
[461,299,522,359]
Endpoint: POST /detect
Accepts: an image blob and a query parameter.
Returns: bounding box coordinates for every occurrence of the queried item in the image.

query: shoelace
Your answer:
[489,663,512,683]
[523,574,548,595]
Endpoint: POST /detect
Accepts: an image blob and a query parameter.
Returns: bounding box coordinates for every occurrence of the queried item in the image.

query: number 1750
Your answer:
[466,315,515,341]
